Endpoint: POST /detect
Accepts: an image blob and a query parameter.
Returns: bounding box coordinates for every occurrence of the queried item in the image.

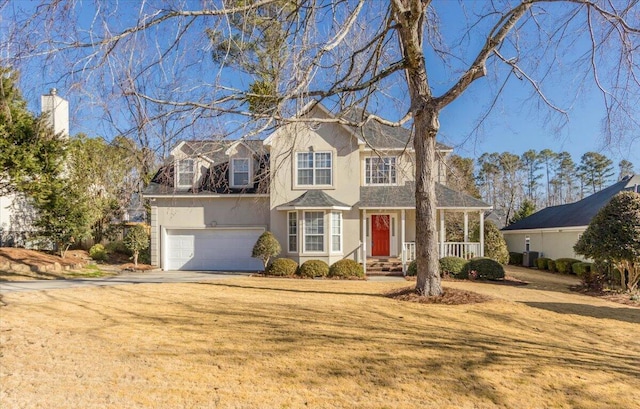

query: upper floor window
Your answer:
[365,157,396,185]
[297,152,332,186]
[232,158,250,187]
[177,159,195,188]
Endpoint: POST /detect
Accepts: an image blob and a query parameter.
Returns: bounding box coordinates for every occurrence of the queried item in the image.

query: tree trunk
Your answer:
[133,251,139,267]
[414,107,442,296]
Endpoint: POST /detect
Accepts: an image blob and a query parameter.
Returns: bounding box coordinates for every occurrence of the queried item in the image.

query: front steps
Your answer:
[366,258,404,276]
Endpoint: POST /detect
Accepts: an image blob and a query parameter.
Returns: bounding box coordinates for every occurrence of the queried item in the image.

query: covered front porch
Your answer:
[359,208,487,275]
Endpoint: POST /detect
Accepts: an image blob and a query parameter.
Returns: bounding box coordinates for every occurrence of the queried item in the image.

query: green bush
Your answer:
[439,256,468,277]
[474,221,508,264]
[89,244,107,261]
[105,240,132,256]
[555,258,581,274]
[297,260,329,278]
[406,260,417,276]
[572,262,592,276]
[509,252,523,266]
[536,257,551,270]
[328,259,364,279]
[547,259,556,272]
[266,258,298,276]
[462,257,505,281]
[252,231,281,270]
[123,225,150,266]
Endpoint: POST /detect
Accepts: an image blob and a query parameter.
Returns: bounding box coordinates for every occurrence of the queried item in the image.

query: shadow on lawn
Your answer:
[524,302,640,324]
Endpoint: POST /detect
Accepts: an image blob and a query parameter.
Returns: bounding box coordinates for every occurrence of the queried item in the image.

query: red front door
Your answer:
[371,215,390,257]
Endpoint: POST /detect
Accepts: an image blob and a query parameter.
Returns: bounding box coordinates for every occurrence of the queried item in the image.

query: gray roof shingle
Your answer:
[279,190,351,209]
[358,182,491,209]
[502,174,640,231]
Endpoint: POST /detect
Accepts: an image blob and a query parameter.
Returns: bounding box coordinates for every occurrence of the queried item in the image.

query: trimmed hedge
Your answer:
[462,257,506,281]
[509,252,523,266]
[297,260,329,278]
[266,258,298,276]
[547,259,556,272]
[328,259,364,279]
[536,257,551,270]
[555,258,581,274]
[439,256,468,277]
[572,262,592,276]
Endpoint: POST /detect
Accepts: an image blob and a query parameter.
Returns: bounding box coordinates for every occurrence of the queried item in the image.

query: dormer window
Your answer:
[365,157,397,185]
[232,158,250,187]
[177,159,195,188]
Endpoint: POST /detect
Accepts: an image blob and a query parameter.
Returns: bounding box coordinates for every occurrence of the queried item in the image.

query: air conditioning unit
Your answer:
[522,251,539,267]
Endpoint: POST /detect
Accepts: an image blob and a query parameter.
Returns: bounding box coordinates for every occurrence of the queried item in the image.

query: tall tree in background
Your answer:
[497,152,524,223]
[5,1,640,296]
[553,151,577,204]
[618,159,635,180]
[446,155,480,199]
[521,149,542,205]
[579,152,614,194]
[538,149,558,206]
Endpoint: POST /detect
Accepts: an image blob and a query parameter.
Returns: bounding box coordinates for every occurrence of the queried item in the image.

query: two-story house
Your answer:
[144,103,491,273]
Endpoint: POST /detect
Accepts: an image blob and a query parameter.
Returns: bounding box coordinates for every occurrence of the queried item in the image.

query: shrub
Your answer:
[252,231,281,270]
[547,259,556,272]
[105,240,132,256]
[509,252,523,266]
[555,258,581,274]
[266,258,298,277]
[328,259,364,279]
[580,269,606,292]
[406,260,417,276]
[572,262,592,276]
[123,225,149,267]
[89,243,107,261]
[439,256,467,277]
[297,260,329,278]
[536,257,551,270]
[462,257,505,281]
[474,221,509,264]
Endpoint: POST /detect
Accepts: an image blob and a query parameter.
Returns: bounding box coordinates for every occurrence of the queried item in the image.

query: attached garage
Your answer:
[163,228,264,271]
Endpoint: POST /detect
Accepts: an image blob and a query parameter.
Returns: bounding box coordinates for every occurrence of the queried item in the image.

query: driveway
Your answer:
[0,270,250,293]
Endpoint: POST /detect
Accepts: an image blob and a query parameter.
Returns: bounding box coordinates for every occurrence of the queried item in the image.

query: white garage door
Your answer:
[165,228,264,271]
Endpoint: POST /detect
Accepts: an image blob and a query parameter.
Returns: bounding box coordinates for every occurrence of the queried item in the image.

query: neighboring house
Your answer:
[0,89,68,247]
[502,174,640,261]
[144,103,491,272]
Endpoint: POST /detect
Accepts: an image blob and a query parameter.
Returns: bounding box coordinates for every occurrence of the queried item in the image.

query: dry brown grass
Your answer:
[1,278,639,409]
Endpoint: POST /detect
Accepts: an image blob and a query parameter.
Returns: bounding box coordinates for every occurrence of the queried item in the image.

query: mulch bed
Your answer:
[570,285,640,307]
[385,286,492,305]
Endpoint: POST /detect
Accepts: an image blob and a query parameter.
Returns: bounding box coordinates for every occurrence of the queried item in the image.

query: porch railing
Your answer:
[402,241,481,263]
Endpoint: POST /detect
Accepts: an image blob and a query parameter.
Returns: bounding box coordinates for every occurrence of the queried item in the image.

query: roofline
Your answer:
[358,206,493,210]
[277,205,352,211]
[502,226,588,234]
[145,194,270,199]
[225,140,256,156]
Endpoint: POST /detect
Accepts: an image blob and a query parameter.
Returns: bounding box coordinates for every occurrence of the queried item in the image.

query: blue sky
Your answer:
[4,0,639,171]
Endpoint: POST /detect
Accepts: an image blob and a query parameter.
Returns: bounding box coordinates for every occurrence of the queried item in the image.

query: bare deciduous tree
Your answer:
[3,0,639,295]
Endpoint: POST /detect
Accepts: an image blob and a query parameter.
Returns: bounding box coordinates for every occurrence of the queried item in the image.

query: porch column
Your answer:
[362,209,367,275]
[463,211,469,243]
[479,210,485,257]
[401,209,406,274]
[439,209,446,258]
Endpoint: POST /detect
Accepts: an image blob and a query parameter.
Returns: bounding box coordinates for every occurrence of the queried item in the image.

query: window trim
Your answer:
[231,157,251,188]
[288,211,298,253]
[331,211,342,254]
[295,151,333,188]
[364,156,397,186]
[177,158,195,188]
[303,211,325,253]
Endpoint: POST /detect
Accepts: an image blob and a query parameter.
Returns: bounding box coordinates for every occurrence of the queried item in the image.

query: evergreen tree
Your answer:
[618,159,635,180]
[578,152,614,194]
[521,150,542,204]
[446,155,480,199]
[509,199,536,225]
[538,149,558,206]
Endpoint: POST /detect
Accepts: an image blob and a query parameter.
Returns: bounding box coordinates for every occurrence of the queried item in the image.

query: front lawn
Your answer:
[1,278,638,408]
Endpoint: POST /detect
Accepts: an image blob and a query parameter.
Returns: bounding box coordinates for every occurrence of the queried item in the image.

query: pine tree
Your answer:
[578,152,614,194]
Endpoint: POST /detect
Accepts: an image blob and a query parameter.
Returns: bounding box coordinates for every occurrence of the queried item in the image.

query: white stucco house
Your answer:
[143,103,492,273]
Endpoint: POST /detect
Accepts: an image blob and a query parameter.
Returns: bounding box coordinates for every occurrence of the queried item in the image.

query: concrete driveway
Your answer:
[0,270,250,293]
